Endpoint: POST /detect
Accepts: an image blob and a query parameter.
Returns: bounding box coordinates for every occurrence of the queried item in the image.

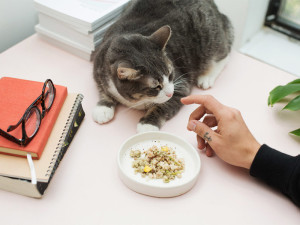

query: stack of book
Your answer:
[0,77,85,198]
[34,0,130,60]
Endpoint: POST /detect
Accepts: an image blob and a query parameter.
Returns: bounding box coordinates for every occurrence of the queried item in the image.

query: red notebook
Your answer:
[0,77,67,159]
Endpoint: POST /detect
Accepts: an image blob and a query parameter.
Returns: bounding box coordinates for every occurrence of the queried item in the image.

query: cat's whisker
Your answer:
[174,82,186,88]
[173,79,188,87]
[173,56,185,62]
[174,86,187,92]
[121,98,156,113]
[123,100,148,112]
[175,65,189,69]
[174,80,189,92]
[173,72,191,83]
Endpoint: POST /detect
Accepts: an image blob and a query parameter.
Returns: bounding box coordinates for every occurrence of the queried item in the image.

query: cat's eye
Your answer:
[153,85,162,90]
[168,73,173,82]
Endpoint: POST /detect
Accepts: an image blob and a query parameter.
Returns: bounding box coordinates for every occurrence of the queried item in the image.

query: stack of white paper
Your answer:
[34,0,129,60]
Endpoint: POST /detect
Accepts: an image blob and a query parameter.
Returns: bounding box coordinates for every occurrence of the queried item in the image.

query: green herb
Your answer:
[268,79,300,136]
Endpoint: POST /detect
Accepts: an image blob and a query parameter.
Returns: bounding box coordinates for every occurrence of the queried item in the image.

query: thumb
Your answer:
[188,120,217,143]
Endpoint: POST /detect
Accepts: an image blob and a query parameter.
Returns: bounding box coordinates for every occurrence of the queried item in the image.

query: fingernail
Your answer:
[187,121,197,131]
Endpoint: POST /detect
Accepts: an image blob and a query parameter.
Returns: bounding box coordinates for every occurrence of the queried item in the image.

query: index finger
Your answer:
[181,95,225,118]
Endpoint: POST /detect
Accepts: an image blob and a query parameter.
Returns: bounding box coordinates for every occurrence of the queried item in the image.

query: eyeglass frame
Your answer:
[0,79,56,146]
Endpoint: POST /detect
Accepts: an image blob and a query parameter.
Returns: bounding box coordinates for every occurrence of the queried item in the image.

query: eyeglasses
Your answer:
[0,79,56,146]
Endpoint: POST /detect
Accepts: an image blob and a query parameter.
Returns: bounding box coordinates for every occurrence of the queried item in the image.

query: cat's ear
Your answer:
[149,25,172,50]
[117,67,140,80]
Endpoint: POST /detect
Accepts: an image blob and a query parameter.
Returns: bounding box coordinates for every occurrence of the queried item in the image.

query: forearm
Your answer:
[250,144,300,207]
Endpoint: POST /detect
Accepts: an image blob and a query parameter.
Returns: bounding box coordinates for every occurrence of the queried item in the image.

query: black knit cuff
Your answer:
[250,144,296,192]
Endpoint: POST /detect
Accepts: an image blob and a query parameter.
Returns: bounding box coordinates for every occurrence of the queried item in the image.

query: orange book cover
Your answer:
[0,77,67,159]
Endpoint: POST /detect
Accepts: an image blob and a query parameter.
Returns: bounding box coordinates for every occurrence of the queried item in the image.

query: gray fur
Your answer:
[93,0,234,129]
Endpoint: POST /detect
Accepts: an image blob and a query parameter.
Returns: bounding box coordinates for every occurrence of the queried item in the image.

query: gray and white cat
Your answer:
[93,0,234,132]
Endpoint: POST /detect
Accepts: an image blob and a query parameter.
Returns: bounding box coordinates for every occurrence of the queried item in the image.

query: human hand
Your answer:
[181,95,261,169]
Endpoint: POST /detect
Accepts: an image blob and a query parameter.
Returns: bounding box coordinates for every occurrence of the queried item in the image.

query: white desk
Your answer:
[0,35,299,225]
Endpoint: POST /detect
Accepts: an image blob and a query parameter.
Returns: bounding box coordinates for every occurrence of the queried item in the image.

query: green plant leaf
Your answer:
[283,95,300,111]
[268,83,300,106]
[267,95,271,106]
[288,79,300,84]
[290,128,300,136]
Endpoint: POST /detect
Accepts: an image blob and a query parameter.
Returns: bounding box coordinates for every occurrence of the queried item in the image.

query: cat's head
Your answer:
[105,26,175,105]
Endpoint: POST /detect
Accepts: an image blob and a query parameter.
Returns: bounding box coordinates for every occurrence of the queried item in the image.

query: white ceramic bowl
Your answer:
[117,131,201,197]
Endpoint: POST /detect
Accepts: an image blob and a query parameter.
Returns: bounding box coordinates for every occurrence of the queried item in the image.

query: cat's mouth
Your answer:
[152,90,174,104]
[133,90,174,105]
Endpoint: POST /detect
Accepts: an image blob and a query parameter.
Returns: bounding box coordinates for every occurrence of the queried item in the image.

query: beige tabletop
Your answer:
[0,34,299,225]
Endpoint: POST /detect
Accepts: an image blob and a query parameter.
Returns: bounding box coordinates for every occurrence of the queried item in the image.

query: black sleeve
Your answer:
[250,144,300,207]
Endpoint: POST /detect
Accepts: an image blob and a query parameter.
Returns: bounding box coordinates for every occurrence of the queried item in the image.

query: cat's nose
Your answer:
[166,92,173,98]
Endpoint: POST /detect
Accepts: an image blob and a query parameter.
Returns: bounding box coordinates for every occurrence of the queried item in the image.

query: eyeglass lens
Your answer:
[25,107,41,138]
[44,80,55,109]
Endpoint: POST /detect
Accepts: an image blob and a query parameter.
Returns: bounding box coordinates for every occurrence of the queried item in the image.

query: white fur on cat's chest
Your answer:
[107,80,148,110]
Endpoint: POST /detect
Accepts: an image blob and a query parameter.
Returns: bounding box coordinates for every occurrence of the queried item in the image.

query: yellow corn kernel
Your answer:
[161,146,169,152]
[144,165,152,173]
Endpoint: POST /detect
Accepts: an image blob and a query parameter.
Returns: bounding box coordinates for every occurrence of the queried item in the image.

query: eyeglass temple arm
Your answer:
[7,94,43,132]
[0,128,22,145]
[7,118,23,132]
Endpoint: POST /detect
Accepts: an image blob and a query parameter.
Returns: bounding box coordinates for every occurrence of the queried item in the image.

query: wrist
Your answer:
[244,141,261,169]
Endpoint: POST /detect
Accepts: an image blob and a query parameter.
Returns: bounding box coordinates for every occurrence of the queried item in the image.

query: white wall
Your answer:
[215,0,249,49]
[241,0,270,44]
[215,0,269,49]
[0,0,38,53]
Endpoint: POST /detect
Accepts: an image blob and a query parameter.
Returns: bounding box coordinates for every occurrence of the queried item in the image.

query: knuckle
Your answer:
[195,124,205,137]
[227,112,235,120]
[235,109,242,116]
[226,108,240,120]
[232,108,241,117]
[194,123,201,134]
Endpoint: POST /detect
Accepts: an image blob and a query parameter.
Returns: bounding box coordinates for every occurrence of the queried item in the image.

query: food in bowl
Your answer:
[130,145,185,183]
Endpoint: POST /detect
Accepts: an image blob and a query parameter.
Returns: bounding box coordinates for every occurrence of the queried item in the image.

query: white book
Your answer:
[38,33,93,61]
[38,13,116,49]
[34,0,129,34]
[35,24,99,61]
